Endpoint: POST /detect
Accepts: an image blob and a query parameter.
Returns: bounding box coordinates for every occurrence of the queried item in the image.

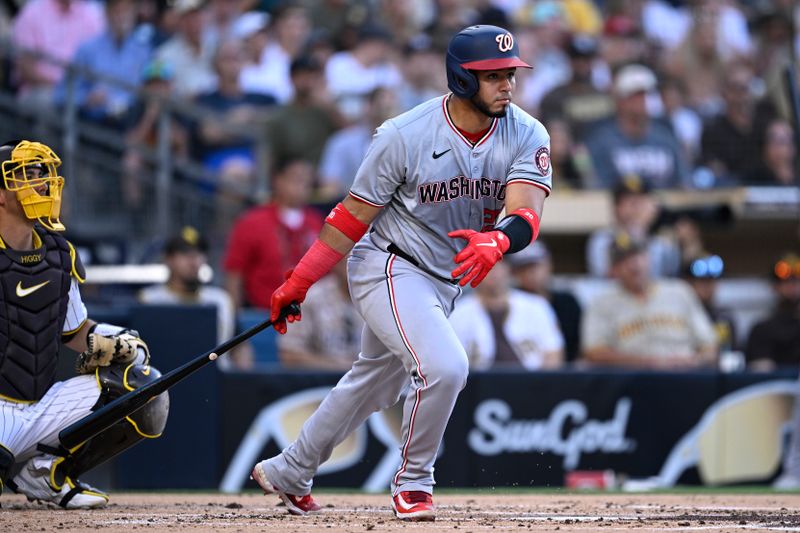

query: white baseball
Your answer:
[209,352,218,361]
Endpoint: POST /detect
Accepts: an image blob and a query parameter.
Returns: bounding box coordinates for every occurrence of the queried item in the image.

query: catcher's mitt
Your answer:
[76,331,150,374]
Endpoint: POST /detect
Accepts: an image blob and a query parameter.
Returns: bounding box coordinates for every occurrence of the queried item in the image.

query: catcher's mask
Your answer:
[0,140,65,231]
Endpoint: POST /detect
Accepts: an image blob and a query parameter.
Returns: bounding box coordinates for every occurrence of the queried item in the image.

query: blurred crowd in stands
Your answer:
[0,0,797,372]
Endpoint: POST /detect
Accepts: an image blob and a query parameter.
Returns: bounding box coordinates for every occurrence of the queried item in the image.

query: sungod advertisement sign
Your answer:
[217,370,796,491]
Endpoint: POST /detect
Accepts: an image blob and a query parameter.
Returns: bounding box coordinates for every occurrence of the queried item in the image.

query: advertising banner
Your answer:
[218,370,799,491]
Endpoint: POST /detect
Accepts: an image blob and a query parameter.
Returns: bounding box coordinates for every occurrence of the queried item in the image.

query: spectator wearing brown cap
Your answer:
[586,175,681,278]
[745,253,800,371]
[581,231,717,369]
[585,64,689,190]
[139,226,242,369]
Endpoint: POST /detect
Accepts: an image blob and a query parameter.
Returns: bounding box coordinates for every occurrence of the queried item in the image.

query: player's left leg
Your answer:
[253,323,410,514]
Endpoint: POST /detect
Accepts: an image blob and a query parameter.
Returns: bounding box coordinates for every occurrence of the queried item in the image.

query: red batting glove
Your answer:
[270,270,312,334]
[448,229,510,288]
[268,239,345,333]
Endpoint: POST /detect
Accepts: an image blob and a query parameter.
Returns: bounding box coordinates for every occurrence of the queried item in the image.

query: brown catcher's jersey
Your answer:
[0,226,87,402]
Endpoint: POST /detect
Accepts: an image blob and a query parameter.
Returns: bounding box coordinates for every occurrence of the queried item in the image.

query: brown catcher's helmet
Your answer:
[0,140,65,231]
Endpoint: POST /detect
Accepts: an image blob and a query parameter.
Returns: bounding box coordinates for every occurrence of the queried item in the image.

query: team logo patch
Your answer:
[535,147,551,175]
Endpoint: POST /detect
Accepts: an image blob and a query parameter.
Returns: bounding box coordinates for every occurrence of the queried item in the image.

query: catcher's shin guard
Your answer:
[0,444,14,494]
[57,363,169,480]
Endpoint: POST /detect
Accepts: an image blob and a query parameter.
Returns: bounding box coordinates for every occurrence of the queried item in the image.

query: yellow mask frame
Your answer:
[1,140,65,231]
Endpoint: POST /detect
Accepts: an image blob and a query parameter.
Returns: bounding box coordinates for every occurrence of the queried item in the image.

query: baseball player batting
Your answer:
[0,140,169,508]
[252,25,552,521]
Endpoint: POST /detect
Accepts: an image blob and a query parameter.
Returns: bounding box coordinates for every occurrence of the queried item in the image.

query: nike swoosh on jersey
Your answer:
[16,280,50,297]
[432,149,451,159]
[476,240,498,248]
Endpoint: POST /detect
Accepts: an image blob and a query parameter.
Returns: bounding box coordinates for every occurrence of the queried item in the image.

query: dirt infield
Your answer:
[3,491,800,532]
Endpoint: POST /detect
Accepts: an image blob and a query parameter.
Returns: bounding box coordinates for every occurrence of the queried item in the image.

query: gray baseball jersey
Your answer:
[258,94,551,498]
[350,94,552,279]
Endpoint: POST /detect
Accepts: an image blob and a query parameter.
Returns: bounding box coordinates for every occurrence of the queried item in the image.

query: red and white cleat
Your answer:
[251,462,321,516]
[392,490,435,521]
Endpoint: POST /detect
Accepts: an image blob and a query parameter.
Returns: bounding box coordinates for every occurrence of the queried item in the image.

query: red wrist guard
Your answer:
[326,202,368,242]
[291,239,344,289]
[510,208,540,242]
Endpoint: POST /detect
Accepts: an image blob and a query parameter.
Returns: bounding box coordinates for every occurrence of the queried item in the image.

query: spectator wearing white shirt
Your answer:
[239,4,311,103]
[325,25,403,120]
[139,227,244,370]
[153,0,217,98]
[449,262,564,371]
[233,11,270,85]
[508,241,582,363]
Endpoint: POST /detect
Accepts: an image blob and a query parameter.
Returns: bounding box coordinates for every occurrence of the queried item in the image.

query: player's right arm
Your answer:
[269,197,381,334]
[318,196,381,253]
[270,122,402,333]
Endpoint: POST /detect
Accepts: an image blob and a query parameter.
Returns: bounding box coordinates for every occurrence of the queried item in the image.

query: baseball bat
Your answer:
[58,303,300,450]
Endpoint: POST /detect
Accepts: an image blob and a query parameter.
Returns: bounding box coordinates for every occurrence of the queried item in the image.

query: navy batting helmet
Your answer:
[446,25,532,99]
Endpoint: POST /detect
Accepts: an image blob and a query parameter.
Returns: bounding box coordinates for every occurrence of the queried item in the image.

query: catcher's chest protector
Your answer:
[0,228,73,402]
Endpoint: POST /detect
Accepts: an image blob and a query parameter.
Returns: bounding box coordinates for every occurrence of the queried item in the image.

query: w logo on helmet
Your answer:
[495,33,514,52]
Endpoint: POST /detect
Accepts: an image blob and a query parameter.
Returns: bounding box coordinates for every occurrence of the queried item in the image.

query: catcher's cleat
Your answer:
[392,490,435,521]
[10,457,108,509]
[251,462,320,516]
